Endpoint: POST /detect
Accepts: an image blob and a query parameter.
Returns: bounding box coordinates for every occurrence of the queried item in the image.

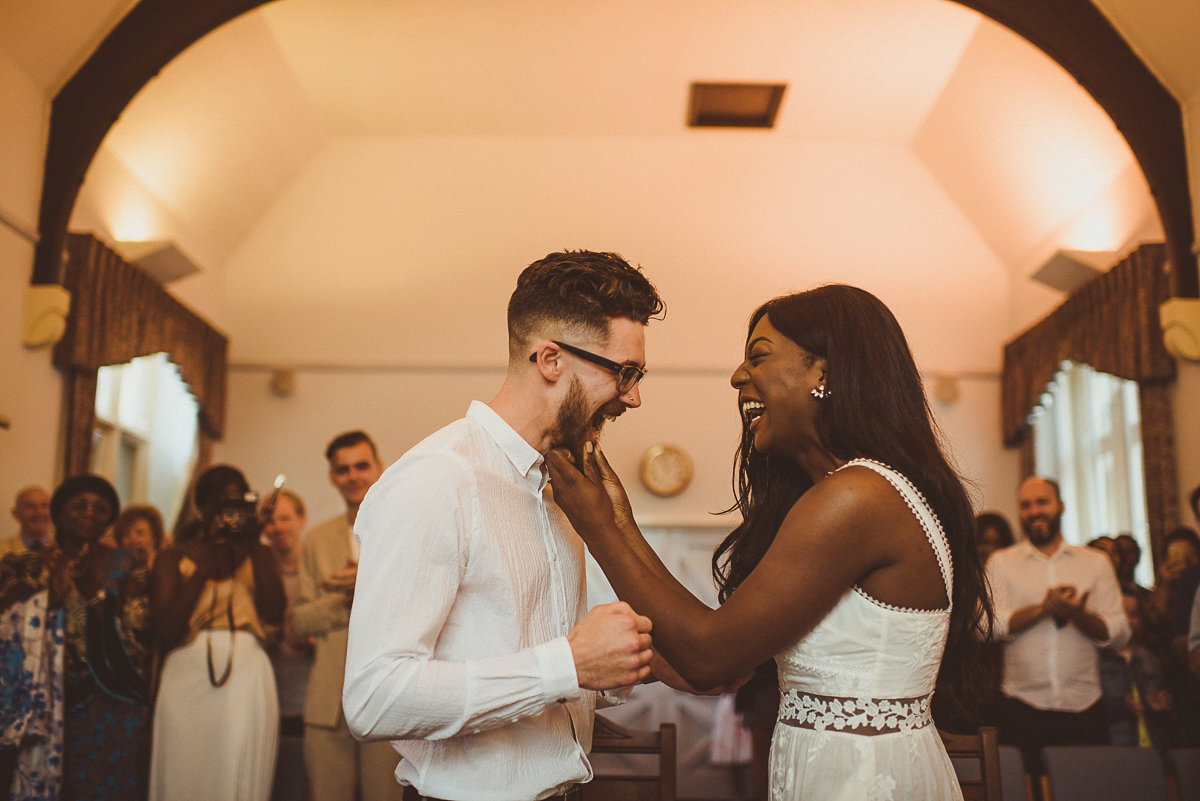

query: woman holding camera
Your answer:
[149,466,286,801]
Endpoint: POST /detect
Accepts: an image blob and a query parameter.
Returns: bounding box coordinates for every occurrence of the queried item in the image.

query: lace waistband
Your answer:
[778,689,933,736]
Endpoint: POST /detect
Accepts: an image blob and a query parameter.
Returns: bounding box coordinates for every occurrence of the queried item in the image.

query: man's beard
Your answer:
[1022,513,1061,546]
[549,377,623,462]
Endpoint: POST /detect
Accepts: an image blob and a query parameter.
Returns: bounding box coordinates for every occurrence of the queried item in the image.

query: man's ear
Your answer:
[530,342,564,384]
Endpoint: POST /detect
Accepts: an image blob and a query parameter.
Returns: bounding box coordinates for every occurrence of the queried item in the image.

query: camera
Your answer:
[208,488,262,542]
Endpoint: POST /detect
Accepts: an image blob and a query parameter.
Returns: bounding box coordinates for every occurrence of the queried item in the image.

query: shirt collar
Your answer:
[466,401,546,488]
[1018,538,1077,561]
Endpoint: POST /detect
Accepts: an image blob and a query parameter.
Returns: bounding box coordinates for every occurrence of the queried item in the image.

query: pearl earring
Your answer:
[811,383,829,399]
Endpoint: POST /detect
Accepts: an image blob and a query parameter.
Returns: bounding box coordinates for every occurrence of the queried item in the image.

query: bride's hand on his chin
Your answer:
[546,443,621,541]
[590,444,638,539]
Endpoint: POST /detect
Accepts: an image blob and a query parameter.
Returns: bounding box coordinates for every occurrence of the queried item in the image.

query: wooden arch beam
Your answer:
[31,0,1199,298]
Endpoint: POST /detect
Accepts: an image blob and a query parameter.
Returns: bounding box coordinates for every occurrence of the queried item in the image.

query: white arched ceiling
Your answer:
[61,0,1166,373]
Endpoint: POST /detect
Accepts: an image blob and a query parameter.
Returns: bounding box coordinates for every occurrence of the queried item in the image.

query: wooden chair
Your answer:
[940,726,1004,801]
[581,714,677,801]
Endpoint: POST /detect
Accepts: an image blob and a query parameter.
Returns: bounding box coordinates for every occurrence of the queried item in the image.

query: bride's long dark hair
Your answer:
[712,285,993,708]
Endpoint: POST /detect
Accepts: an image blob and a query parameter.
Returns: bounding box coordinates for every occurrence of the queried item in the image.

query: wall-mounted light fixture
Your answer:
[22,285,71,347]
[1160,297,1200,361]
[269,367,297,398]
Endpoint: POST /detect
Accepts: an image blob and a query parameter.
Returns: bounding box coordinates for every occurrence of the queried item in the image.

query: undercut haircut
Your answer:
[506,251,664,361]
[325,430,379,464]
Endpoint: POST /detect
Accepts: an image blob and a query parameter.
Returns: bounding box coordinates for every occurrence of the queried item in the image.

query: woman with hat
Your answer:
[0,474,152,801]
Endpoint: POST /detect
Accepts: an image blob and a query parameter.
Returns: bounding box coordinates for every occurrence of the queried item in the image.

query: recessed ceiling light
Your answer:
[688,82,787,128]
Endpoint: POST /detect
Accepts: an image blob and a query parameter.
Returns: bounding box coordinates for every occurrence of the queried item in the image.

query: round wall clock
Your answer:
[639,444,694,497]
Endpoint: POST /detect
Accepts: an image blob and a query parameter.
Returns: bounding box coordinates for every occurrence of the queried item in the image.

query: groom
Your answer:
[343,251,664,800]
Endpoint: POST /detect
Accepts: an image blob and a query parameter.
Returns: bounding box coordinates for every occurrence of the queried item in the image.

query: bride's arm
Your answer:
[548,447,897,691]
[568,444,693,599]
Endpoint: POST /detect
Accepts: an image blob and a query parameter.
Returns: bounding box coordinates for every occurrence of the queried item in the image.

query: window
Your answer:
[93,352,199,527]
[1031,360,1152,586]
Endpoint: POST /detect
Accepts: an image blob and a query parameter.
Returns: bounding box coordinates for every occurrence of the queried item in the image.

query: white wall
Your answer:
[206,130,1024,528]
[222,137,1012,375]
[1174,360,1200,526]
[213,365,1019,530]
[0,48,62,512]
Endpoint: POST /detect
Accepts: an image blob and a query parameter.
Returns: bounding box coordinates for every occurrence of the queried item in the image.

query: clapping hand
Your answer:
[318,559,358,602]
[1043,585,1088,627]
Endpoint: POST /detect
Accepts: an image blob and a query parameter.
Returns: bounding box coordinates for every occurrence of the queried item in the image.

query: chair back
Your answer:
[1040,746,1168,801]
[940,726,1003,801]
[1168,748,1200,801]
[582,715,677,801]
[997,745,1030,801]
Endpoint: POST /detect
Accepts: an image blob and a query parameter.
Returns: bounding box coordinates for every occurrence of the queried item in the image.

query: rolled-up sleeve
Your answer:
[1089,557,1130,650]
[342,451,580,743]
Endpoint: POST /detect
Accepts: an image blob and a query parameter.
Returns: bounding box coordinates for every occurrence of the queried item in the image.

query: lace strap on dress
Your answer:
[836,458,954,605]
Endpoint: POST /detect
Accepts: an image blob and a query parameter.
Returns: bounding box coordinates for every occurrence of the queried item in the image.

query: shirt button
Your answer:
[560,617,566,625]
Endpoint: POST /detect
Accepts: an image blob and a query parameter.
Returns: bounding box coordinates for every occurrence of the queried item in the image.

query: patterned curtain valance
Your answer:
[1000,243,1177,447]
[53,233,228,440]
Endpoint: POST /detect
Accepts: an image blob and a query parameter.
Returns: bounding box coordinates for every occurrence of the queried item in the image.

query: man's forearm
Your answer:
[1006,603,1047,635]
[342,638,578,742]
[290,593,350,639]
[1068,607,1109,642]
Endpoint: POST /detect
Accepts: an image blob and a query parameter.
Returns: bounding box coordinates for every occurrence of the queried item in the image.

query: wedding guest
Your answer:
[149,466,285,801]
[1,474,152,801]
[976,511,1014,563]
[262,488,314,801]
[115,504,167,569]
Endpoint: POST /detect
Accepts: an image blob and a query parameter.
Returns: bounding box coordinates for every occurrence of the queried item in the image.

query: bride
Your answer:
[548,285,992,800]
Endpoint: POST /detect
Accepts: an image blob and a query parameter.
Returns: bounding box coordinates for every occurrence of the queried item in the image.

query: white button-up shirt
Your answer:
[986,539,1130,712]
[343,402,596,801]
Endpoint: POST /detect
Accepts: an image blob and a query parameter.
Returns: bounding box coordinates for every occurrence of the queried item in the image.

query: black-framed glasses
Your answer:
[529,340,647,393]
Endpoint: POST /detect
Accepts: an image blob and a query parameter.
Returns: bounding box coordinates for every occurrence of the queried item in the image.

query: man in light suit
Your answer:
[293,430,402,801]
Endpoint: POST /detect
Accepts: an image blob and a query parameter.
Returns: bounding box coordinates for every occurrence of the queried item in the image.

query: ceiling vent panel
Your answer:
[688,82,786,128]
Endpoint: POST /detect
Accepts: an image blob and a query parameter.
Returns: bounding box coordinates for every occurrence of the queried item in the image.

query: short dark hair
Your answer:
[325,430,379,463]
[506,251,664,360]
[115,504,166,550]
[1162,526,1200,562]
[975,512,1015,549]
[1114,533,1141,559]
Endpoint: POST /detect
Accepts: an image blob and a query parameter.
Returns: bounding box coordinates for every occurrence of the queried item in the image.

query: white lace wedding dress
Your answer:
[769,459,962,801]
